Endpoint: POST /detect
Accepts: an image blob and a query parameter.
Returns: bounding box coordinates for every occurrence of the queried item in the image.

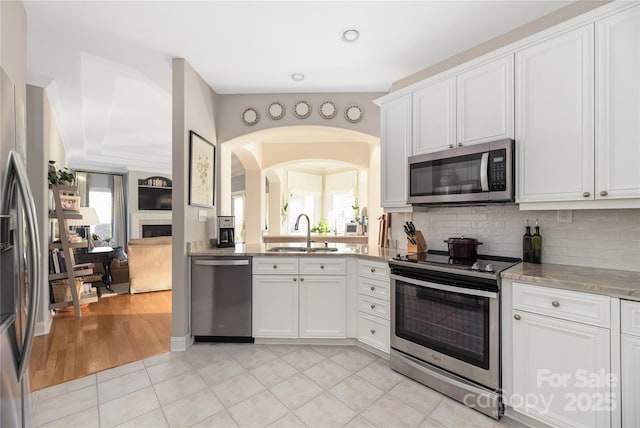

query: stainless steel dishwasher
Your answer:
[191,256,253,342]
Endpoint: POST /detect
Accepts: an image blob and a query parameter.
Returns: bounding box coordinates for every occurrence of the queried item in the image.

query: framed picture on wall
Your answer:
[189,131,215,208]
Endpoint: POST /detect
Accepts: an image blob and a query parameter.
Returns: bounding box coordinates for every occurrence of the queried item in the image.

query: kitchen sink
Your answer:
[267,246,339,253]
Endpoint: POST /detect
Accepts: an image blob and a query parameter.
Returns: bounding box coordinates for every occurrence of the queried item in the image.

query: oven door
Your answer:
[390,273,499,389]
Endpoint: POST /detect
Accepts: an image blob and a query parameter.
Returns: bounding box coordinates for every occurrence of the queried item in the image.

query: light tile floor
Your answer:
[32,344,522,428]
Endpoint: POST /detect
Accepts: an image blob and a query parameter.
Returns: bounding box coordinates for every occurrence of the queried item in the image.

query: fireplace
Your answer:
[131,212,172,239]
[142,224,172,237]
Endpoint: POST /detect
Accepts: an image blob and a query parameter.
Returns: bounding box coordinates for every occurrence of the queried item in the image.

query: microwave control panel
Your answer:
[489,149,507,191]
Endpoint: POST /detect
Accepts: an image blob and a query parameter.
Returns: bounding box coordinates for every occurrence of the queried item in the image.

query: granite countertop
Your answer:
[187,241,397,262]
[502,262,640,302]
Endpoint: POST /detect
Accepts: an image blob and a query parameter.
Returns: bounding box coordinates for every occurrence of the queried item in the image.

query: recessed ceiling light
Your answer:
[341,28,360,43]
[291,73,305,82]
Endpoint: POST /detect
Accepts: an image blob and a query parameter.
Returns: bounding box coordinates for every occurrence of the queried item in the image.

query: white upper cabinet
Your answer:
[413,77,456,154]
[596,5,640,200]
[457,55,514,145]
[380,94,412,209]
[516,25,595,203]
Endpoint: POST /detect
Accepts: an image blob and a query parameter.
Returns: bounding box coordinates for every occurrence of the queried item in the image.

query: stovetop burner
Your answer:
[391,250,521,276]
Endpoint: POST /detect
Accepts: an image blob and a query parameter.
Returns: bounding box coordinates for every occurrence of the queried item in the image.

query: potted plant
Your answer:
[47,160,75,185]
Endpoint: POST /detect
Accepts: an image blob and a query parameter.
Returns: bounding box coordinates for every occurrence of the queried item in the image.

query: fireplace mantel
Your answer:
[131,212,172,239]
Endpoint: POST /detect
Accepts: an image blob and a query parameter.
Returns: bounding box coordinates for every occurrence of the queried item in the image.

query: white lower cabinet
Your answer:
[356,259,390,353]
[252,256,346,339]
[508,282,613,427]
[621,300,640,428]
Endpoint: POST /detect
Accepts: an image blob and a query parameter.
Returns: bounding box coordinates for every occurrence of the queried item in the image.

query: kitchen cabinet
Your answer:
[457,55,514,146]
[596,5,640,201]
[380,94,412,210]
[252,256,346,339]
[621,300,640,427]
[412,55,514,156]
[356,259,390,353]
[413,77,456,154]
[509,282,612,427]
[516,24,595,203]
[517,6,640,207]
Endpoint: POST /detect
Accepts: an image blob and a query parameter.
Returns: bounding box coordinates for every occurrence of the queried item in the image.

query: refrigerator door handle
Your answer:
[2,151,40,381]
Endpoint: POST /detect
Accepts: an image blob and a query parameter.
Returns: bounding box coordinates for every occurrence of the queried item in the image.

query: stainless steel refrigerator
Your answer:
[0,67,41,427]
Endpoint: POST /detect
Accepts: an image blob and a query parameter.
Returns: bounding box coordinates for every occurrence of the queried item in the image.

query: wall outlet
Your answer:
[557,210,573,223]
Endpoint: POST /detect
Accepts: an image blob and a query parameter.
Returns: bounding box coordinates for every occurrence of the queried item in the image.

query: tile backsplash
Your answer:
[393,206,640,272]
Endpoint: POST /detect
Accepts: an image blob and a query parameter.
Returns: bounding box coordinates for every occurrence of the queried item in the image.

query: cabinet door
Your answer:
[511,310,611,427]
[380,95,412,209]
[596,6,640,200]
[413,77,456,154]
[457,55,514,145]
[516,25,594,202]
[252,275,298,338]
[622,334,640,428]
[299,275,346,338]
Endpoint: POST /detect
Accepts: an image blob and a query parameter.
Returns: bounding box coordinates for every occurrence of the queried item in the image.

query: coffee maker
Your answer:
[217,216,235,248]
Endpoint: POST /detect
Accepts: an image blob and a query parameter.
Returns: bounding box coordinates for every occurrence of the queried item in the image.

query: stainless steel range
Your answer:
[388,250,520,419]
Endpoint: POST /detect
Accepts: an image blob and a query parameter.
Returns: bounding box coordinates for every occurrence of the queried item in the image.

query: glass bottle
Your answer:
[523,220,533,263]
[532,219,542,264]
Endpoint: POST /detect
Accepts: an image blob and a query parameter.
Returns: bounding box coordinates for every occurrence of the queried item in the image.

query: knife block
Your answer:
[407,230,427,253]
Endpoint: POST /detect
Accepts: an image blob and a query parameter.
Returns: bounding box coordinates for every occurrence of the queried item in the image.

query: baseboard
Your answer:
[170,334,194,352]
[34,315,53,336]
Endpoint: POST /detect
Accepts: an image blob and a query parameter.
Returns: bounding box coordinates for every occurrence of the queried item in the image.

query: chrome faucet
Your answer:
[294,213,312,248]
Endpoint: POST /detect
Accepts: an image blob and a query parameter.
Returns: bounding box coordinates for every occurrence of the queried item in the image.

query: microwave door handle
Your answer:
[480,152,490,191]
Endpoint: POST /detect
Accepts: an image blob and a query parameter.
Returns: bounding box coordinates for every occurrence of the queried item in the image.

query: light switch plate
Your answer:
[198,210,207,223]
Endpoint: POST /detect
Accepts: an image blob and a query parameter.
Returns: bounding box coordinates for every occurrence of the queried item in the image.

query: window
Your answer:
[232,192,245,243]
[89,188,112,242]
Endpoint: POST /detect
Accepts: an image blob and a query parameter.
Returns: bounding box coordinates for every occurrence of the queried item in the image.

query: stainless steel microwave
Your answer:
[408,139,515,205]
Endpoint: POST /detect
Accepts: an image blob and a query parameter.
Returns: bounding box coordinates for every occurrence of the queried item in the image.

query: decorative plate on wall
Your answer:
[267,101,285,120]
[293,100,312,119]
[241,107,259,126]
[344,104,364,123]
[319,101,337,119]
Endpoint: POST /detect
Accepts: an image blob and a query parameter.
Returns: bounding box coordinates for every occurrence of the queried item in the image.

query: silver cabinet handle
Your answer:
[514,314,521,320]
[552,300,560,307]
[293,277,297,282]
[370,286,375,291]
[273,265,277,269]
[370,329,376,334]
[583,192,591,197]
[370,304,376,309]
[195,260,249,266]
[600,190,608,197]
[457,142,463,147]
[449,143,454,148]
[320,265,325,269]
[300,277,304,282]
[370,268,376,273]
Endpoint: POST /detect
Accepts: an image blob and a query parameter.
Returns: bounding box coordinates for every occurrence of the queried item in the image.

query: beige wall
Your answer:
[1,0,26,105]
[171,58,218,345]
[26,84,66,335]
[391,0,610,91]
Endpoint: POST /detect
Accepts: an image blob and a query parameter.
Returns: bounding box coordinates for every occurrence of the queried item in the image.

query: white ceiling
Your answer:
[24,0,572,173]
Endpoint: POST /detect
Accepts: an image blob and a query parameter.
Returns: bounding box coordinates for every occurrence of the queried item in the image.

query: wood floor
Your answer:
[29,290,172,391]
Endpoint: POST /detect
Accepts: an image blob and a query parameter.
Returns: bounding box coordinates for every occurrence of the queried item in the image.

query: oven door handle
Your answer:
[391,274,498,299]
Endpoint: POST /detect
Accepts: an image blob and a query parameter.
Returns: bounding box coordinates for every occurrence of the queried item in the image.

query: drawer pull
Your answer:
[320,265,325,269]
[583,192,591,198]
[370,268,376,273]
[370,329,376,334]
[600,190,608,197]
[514,314,521,320]
[293,277,297,282]
[273,265,278,269]
[552,300,560,308]
[370,304,376,309]
[300,277,304,282]
[370,286,375,291]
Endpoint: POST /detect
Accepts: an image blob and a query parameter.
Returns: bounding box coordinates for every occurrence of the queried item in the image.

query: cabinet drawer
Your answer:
[358,294,390,320]
[358,277,390,301]
[622,300,640,336]
[358,259,390,281]
[513,282,610,328]
[299,257,346,275]
[252,257,298,275]
[358,313,389,353]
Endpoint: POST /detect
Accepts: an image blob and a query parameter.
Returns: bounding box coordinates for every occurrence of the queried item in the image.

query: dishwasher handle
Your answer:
[194,259,249,266]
